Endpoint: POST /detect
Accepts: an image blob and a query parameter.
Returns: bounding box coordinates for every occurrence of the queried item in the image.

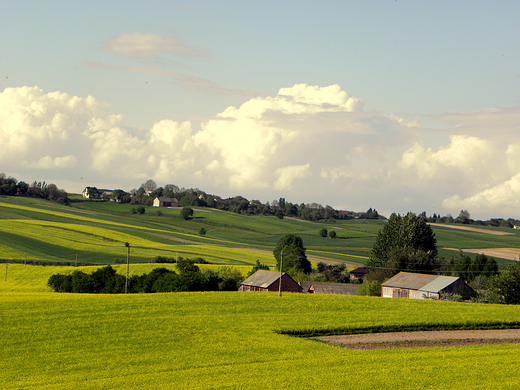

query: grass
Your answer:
[2,195,520,269]
[3,289,520,389]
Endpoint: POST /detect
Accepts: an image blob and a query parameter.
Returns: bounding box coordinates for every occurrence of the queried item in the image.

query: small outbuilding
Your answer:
[381,272,475,300]
[350,267,368,281]
[300,281,358,295]
[238,270,302,293]
[153,197,179,207]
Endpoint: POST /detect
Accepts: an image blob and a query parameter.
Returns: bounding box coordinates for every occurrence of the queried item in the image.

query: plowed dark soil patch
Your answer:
[314,329,520,349]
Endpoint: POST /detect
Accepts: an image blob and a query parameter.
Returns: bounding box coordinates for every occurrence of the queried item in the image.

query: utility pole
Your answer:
[278,246,284,297]
[125,243,130,294]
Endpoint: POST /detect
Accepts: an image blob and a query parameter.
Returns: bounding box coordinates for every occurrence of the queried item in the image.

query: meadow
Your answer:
[3,287,520,389]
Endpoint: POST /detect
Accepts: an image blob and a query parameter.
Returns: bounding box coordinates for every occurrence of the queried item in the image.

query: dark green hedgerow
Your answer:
[277,321,520,337]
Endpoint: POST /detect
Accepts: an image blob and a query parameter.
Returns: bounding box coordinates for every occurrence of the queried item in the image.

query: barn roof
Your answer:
[310,282,358,295]
[382,272,461,293]
[156,196,175,202]
[240,270,283,288]
[350,267,368,276]
[420,275,461,293]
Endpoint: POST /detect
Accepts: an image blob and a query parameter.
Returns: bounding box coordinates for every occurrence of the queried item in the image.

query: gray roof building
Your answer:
[382,272,474,300]
[300,281,358,295]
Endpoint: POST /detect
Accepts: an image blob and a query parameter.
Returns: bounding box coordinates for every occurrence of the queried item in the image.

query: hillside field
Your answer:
[1,196,520,269]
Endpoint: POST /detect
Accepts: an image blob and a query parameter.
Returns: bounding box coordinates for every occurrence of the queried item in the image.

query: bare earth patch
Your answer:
[443,247,520,261]
[429,223,514,235]
[314,329,520,349]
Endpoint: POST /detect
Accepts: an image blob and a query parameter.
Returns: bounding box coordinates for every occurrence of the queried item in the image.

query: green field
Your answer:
[2,195,520,269]
[3,287,520,389]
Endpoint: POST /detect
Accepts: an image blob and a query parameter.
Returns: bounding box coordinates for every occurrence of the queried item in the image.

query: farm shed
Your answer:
[350,267,368,281]
[381,272,475,300]
[300,281,358,295]
[239,270,302,293]
[153,197,179,207]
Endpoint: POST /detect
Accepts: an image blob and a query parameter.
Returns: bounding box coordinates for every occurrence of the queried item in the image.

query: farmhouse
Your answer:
[381,272,475,300]
[153,197,179,207]
[299,281,358,295]
[239,270,302,293]
[82,186,113,199]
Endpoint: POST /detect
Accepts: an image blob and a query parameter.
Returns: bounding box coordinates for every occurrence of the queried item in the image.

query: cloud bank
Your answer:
[1,84,519,219]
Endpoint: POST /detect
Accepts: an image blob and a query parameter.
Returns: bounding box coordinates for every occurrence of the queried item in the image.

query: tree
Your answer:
[319,228,328,237]
[456,209,471,224]
[141,179,158,193]
[180,207,194,220]
[176,259,199,273]
[275,209,284,219]
[273,234,311,274]
[247,260,270,277]
[199,227,207,236]
[490,262,520,304]
[367,213,438,281]
[328,230,337,239]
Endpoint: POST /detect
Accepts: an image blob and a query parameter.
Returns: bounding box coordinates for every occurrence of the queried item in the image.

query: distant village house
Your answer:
[153,197,179,207]
[82,186,113,199]
[349,267,368,281]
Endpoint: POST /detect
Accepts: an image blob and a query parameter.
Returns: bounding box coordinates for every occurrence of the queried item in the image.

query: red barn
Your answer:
[239,270,302,293]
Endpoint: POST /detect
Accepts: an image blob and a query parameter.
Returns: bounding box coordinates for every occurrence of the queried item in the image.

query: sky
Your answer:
[1,0,520,220]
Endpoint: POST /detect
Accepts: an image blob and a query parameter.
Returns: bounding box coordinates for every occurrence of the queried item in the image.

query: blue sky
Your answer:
[1,1,520,219]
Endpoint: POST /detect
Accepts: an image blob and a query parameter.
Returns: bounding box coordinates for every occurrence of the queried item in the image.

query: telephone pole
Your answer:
[125,243,130,294]
[278,246,284,297]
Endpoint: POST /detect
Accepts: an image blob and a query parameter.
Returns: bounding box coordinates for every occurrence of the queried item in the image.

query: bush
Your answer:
[357,279,381,296]
[180,207,194,220]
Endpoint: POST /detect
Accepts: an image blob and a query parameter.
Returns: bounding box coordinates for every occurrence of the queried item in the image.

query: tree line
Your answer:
[0,173,69,204]
[48,260,243,293]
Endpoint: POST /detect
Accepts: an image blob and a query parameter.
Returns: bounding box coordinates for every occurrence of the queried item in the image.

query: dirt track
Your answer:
[430,223,514,235]
[314,329,520,349]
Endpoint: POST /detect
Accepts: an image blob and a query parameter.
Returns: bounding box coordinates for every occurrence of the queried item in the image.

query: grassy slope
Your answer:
[1,196,520,268]
[2,290,520,389]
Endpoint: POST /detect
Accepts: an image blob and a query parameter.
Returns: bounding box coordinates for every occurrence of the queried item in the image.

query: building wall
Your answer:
[382,287,433,300]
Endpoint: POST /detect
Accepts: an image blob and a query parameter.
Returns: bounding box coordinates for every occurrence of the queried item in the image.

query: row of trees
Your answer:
[0,173,69,204]
[48,260,243,293]
[417,209,520,229]
[95,178,382,222]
